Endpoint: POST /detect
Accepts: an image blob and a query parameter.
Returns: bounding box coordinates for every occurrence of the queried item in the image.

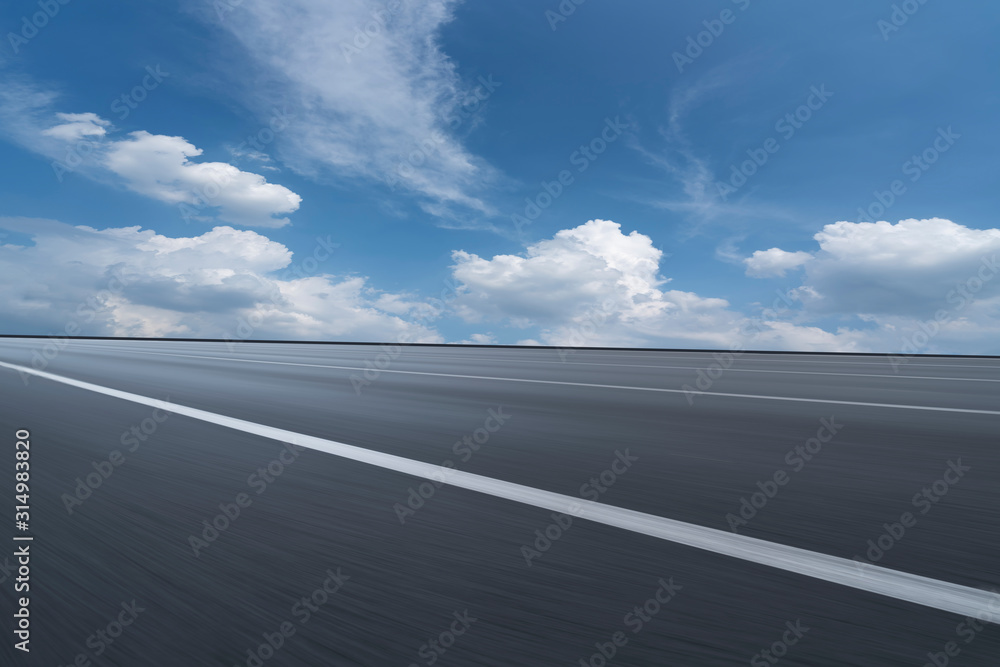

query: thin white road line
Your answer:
[412,353,1000,371]
[590,358,1000,369]
[39,339,1000,371]
[61,342,1000,382]
[0,337,992,370]
[533,362,1000,382]
[2,359,996,621]
[439,352,1000,369]
[34,348,1000,415]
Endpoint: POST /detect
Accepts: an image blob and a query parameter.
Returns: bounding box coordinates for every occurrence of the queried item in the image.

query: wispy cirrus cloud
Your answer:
[630,65,799,232]
[207,0,500,219]
[40,112,111,141]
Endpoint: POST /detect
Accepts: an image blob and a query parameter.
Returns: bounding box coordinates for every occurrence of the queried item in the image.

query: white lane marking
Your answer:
[517,362,1000,382]
[2,359,996,621]
[4,338,998,370]
[416,352,1000,370]
[62,342,1000,383]
[34,348,1000,416]
[260,346,999,370]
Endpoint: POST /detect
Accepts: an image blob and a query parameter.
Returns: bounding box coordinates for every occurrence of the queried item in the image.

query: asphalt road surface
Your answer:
[0,337,997,666]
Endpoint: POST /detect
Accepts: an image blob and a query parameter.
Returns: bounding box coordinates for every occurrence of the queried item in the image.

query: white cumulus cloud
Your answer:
[778,218,1000,317]
[744,248,812,278]
[0,82,302,229]
[449,219,861,350]
[104,131,302,228]
[0,217,441,342]
[747,218,1000,353]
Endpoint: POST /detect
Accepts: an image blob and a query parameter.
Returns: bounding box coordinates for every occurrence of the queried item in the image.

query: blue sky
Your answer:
[1,0,999,352]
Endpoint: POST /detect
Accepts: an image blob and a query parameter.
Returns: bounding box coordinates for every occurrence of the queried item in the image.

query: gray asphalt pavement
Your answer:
[0,338,997,666]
